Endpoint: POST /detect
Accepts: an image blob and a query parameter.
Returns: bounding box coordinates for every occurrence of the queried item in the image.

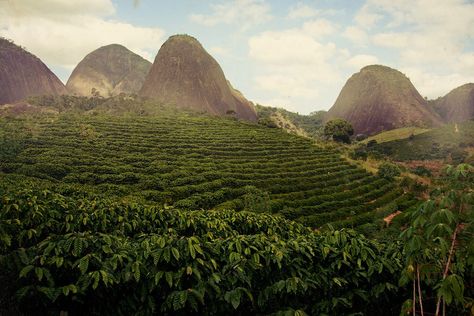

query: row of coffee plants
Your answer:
[0,188,404,315]
[0,114,414,229]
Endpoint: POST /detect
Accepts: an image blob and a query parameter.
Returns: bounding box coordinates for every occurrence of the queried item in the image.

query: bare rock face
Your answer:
[0,38,66,105]
[326,65,442,135]
[432,83,474,123]
[139,35,257,121]
[66,44,151,97]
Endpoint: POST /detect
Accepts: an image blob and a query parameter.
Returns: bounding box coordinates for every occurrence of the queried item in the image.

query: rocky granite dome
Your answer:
[139,35,257,121]
[432,83,474,123]
[326,65,442,135]
[0,38,66,104]
[66,44,151,97]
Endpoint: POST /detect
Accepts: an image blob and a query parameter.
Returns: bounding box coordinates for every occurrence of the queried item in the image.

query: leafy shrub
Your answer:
[366,140,378,148]
[258,118,278,128]
[412,166,432,177]
[323,119,354,144]
[377,162,401,179]
[0,189,404,315]
[350,148,368,160]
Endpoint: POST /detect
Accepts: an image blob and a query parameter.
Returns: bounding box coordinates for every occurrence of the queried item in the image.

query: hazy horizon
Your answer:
[1,0,473,114]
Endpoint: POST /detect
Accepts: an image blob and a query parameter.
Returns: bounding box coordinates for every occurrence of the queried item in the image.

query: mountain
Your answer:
[139,34,257,121]
[66,44,152,97]
[0,38,66,105]
[326,65,441,135]
[432,83,474,123]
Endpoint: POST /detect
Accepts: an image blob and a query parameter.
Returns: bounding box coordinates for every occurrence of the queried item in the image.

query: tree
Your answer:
[377,162,401,179]
[323,119,354,143]
[400,164,474,316]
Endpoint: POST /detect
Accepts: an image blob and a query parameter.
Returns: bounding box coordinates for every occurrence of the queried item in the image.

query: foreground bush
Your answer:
[0,189,403,315]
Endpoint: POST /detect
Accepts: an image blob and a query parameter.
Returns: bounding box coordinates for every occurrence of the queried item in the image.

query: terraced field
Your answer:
[0,113,416,229]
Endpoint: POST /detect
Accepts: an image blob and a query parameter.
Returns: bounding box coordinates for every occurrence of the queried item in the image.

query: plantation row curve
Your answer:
[0,113,417,229]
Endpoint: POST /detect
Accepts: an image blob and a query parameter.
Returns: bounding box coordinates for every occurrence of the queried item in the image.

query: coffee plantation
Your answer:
[0,113,416,231]
[1,111,472,315]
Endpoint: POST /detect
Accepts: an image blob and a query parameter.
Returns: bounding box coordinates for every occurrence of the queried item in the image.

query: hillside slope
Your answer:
[139,35,257,121]
[0,111,415,229]
[256,104,325,138]
[370,120,474,162]
[326,65,441,135]
[66,44,152,97]
[0,38,66,104]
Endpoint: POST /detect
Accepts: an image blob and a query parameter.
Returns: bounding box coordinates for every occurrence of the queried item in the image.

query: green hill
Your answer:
[362,127,430,144]
[0,110,415,230]
[369,120,474,162]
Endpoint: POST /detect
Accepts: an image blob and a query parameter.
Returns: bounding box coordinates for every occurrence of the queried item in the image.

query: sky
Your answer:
[1,0,473,114]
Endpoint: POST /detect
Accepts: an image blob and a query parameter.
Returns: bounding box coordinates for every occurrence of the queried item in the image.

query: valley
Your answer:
[0,5,473,313]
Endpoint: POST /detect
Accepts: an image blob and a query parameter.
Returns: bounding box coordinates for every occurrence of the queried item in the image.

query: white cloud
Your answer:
[302,19,337,38]
[362,0,474,67]
[249,29,338,67]
[209,46,230,57]
[189,0,272,30]
[354,0,474,98]
[354,4,383,29]
[287,3,319,19]
[401,67,474,99]
[343,26,369,45]
[0,0,165,81]
[248,21,345,112]
[372,32,409,48]
[346,54,379,69]
[3,0,115,19]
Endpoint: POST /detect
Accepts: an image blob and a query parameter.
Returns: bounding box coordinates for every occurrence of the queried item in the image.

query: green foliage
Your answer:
[369,121,474,161]
[0,114,409,229]
[0,119,30,162]
[255,104,325,138]
[257,117,279,128]
[350,148,368,160]
[0,189,403,315]
[367,139,378,148]
[323,119,354,144]
[377,162,401,179]
[412,166,432,177]
[399,164,474,315]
